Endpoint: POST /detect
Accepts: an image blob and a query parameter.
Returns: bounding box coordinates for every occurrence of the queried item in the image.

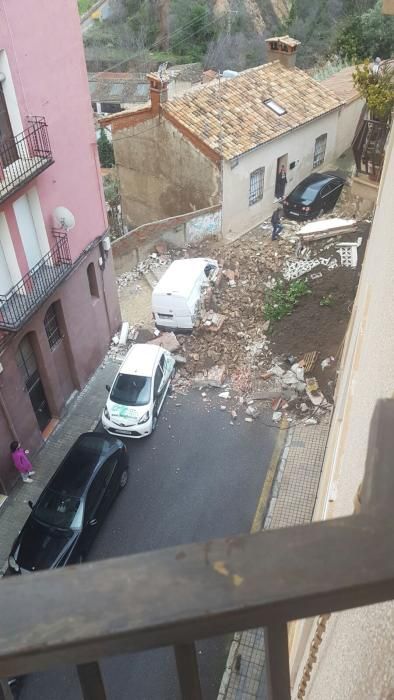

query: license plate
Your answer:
[290,211,300,216]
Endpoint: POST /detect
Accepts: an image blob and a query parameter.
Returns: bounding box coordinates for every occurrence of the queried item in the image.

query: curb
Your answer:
[217,423,295,700]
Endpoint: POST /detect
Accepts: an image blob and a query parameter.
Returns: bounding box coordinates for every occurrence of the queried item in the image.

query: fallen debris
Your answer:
[148,332,180,353]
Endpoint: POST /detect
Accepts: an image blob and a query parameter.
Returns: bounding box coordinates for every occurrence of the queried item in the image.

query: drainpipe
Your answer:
[0,385,18,496]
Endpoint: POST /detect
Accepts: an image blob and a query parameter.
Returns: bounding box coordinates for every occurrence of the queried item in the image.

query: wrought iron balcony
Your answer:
[0,117,54,204]
[0,400,393,700]
[352,117,390,182]
[0,232,72,332]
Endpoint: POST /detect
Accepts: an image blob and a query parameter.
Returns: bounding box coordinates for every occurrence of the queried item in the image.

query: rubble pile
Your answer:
[112,195,369,425]
[116,252,172,289]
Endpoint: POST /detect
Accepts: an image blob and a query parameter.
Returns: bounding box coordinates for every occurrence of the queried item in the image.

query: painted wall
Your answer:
[335,100,364,159]
[0,242,121,493]
[222,111,339,239]
[291,125,394,699]
[113,117,220,228]
[0,0,108,263]
[112,205,222,275]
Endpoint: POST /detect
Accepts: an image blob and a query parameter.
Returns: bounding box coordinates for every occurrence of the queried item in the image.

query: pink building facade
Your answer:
[0,0,121,492]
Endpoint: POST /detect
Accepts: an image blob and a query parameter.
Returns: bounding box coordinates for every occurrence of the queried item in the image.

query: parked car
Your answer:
[102,343,175,438]
[282,172,345,220]
[7,433,128,574]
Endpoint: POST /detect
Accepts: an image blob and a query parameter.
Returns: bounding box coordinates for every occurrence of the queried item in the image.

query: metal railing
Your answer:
[0,232,72,331]
[0,399,394,700]
[352,117,389,181]
[0,117,53,204]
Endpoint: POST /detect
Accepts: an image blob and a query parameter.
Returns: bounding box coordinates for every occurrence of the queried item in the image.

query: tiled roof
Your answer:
[88,73,150,105]
[163,62,342,160]
[321,67,360,104]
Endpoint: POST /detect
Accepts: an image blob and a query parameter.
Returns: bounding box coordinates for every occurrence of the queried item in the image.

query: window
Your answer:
[313,134,327,169]
[110,374,152,406]
[44,304,62,349]
[87,262,99,298]
[249,167,265,206]
[263,98,286,116]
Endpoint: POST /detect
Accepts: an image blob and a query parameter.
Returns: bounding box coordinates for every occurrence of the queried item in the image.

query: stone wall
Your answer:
[113,117,221,229]
[112,205,222,275]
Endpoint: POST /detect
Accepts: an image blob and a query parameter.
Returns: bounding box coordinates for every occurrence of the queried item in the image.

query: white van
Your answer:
[152,258,218,332]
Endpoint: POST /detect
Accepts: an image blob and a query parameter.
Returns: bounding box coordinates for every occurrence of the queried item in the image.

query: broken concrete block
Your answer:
[149,332,180,353]
[272,411,282,422]
[305,417,318,425]
[244,417,254,423]
[246,405,260,418]
[270,364,285,377]
[173,354,187,364]
[219,391,230,399]
[282,371,299,386]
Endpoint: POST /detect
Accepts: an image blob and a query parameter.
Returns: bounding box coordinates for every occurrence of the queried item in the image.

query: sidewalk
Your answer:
[217,412,331,700]
[0,359,120,573]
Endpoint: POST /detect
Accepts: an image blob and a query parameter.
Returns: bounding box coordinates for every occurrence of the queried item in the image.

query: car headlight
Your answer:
[103,406,110,420]
[8,555,20,572]
[138,411,150,425]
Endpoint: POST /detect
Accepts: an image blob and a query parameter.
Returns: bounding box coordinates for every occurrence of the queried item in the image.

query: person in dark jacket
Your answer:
[271,208,283,240]
[275,164,287,200]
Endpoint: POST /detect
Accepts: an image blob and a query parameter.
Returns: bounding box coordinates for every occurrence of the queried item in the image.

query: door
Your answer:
[16,335,51,432]
[13,194,42,269]
[0,239,12,295]
[0,83,18,167]
[275,153,288,199]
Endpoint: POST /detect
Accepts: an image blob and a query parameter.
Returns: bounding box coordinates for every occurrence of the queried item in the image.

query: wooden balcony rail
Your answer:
[1,400,394,700]
[352,118,390,182]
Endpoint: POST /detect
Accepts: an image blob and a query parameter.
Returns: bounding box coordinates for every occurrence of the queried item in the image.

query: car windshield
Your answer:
[289,180,327,204]
[34,489,83,530]
[110,373,152,406]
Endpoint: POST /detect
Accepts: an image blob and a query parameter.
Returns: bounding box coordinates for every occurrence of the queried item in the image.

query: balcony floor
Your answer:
[0,156,53,203]
[0,260,71,330]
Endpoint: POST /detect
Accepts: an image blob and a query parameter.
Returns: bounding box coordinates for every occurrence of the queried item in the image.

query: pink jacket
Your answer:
[11,448,32,474]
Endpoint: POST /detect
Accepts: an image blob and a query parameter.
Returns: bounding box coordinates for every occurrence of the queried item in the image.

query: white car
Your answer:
[102,344,175,438]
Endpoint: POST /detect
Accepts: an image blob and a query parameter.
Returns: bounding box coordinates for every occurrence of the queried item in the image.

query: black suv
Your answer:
[8,432,128,574]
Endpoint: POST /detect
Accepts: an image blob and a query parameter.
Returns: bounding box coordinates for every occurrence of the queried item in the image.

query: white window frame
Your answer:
[313,133,327,169]
[249,167,265,206]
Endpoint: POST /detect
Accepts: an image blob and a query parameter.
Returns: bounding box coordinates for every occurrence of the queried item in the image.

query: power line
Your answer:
[88,8,230,80]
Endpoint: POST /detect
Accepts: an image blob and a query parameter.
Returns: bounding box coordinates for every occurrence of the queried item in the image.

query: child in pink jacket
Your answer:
[10,442,35,483]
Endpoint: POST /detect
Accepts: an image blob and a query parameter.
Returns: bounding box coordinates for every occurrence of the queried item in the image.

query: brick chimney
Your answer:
[147,72,169,115]
[265,35,300,69]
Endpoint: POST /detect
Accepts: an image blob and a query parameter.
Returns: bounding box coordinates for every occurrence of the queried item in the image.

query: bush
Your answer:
[97,129,114,168]
[264,279,311,322]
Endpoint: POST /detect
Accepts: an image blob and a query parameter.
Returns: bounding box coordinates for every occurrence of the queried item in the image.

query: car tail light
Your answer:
[301,206,311,212]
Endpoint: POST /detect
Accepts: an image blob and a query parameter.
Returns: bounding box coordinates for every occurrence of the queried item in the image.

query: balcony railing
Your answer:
[352,117,390,182]
[0,400,393,700]
[0,117,54,204]
[0,232,72,332]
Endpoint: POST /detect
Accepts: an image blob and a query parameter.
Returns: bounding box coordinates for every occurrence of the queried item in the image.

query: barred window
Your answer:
[249,167,265,206]
[44,304,62,350]
[313,134,327,169]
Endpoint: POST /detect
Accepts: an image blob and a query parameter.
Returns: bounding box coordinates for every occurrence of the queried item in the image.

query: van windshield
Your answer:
[110,373,151,406]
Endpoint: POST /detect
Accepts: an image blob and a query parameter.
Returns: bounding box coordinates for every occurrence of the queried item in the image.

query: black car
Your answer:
[8,433,128,574]
[282,172,345,220]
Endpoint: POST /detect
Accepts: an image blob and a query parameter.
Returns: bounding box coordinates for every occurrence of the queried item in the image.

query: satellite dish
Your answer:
[53,206,76,232]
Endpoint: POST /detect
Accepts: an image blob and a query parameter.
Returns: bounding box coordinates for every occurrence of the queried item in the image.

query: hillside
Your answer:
[83,0,393,73]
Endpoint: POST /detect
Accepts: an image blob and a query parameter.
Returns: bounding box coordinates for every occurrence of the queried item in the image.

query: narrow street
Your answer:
[19,391,278,700]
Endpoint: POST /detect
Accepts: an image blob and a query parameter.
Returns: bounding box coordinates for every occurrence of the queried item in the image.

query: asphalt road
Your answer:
[19,390,277,700]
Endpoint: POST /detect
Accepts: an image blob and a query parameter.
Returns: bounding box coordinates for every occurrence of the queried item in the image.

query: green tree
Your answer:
[97,129,115,168]
[336,0,394,61]
[353,60,394,120]
[171,0,217,59]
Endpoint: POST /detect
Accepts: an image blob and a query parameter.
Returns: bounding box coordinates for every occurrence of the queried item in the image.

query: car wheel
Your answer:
[119,469,128,489]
